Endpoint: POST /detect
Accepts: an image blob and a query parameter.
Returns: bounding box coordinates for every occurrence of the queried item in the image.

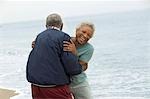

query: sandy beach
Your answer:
[0,88,19,99]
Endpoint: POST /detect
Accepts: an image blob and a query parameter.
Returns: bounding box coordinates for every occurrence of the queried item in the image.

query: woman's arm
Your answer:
[63,39,88,71]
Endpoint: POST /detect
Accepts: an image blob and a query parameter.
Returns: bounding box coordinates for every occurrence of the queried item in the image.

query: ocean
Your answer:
[0,9,150,99]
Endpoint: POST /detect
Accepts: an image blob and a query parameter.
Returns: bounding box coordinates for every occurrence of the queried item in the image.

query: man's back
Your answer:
[26,13,82,99]
[26,28,82,86]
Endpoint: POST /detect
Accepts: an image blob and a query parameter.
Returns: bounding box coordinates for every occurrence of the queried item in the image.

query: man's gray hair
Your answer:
[46,13,63,27]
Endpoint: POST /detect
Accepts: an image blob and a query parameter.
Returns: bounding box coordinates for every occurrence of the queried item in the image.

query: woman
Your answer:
[63,22,95,99]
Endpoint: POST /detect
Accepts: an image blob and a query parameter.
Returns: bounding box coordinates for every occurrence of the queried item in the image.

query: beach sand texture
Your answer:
[0,88,19,99]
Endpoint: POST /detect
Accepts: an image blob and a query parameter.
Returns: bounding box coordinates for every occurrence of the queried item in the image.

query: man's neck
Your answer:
[47,26,60,31]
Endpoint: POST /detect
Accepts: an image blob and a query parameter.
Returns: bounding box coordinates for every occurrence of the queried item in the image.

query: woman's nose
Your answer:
[83,33,90,39]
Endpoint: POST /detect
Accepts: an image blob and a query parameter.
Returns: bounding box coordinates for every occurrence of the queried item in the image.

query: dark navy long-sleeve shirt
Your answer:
[26,28,82,86]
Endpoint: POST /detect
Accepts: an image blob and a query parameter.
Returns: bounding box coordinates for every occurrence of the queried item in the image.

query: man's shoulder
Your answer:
[37,29,71,41]
[61,31,71,41]
[61,31,70,37]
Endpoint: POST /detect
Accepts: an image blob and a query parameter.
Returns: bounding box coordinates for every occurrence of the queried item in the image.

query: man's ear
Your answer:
[60,23,63,31]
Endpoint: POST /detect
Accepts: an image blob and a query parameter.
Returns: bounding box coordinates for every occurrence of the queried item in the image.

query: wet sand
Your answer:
[0,88,19,99]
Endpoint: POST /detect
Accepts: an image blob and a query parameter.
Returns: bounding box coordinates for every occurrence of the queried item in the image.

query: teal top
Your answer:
[70,43,94,86]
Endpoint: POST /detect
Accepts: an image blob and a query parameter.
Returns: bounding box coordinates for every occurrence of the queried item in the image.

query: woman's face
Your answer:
[76,26,93,45]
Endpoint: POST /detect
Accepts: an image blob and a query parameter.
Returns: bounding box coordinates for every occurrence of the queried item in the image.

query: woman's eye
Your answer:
[82,31,86,33]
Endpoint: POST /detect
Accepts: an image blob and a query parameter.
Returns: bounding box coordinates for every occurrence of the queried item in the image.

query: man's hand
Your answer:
[79,60,88,71]
[32,41,35,48]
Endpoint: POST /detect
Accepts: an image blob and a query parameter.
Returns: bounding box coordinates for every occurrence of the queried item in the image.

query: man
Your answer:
[26,13,82,99]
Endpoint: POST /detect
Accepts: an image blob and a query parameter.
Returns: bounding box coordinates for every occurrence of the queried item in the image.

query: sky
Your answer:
[0,0,150,24]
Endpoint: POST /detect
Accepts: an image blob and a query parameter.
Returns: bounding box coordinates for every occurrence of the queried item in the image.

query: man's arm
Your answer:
[31,35,82,76]
[61,51,82,76]
[63,39,88,71]
[60,34,82,76]
[32,41,88,71]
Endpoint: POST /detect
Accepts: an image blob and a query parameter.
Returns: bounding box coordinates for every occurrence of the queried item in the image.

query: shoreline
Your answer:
[0,88,19,99]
